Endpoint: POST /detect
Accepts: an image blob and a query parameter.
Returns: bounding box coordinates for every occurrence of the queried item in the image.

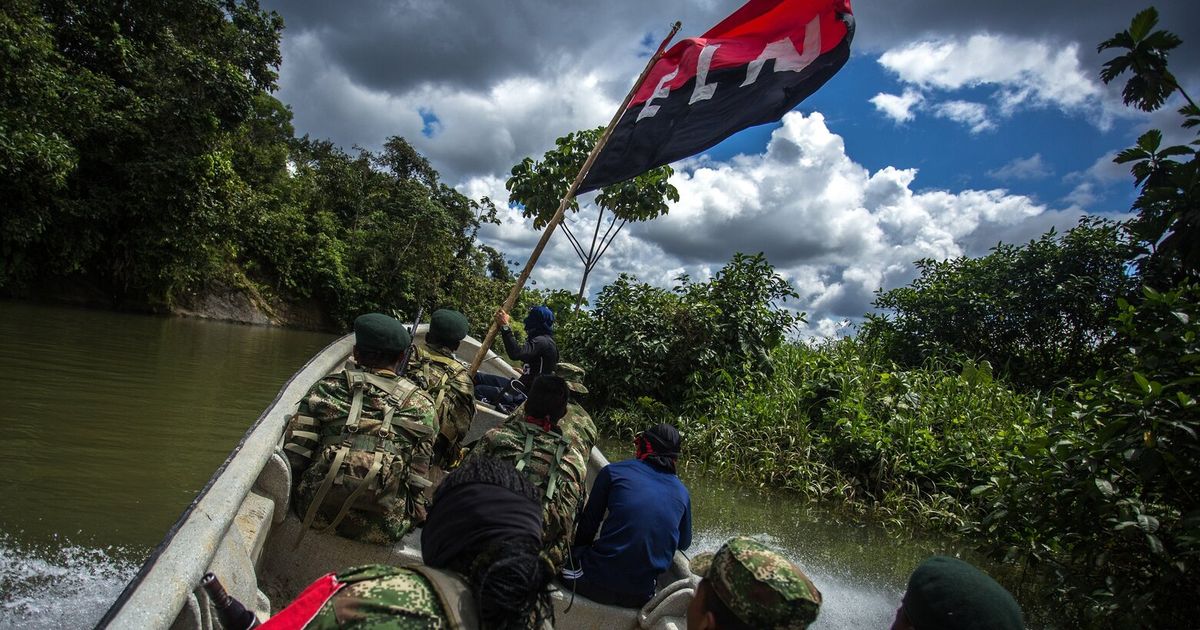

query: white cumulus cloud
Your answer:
[932,100,995,133]
[474,112,1088,339]
[988,154,1051,181]
[873,34,1114,132]
[870,89,925,124]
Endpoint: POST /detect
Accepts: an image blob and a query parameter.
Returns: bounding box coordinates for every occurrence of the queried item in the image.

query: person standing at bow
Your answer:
[474,306,559,410]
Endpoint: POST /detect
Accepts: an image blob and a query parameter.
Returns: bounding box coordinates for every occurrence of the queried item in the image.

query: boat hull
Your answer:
[97,329,694,629]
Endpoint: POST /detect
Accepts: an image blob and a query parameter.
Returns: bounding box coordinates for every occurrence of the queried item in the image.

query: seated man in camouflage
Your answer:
[267,456,556,629]
[687,536,823,629]
[283,313,438,544]
[470,374,593,571]
[410,308,476,469]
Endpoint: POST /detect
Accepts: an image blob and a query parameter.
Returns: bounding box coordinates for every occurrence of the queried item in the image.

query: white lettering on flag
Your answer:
[688,44,722,105]
[637,67,680,121]
[740,15,821,87]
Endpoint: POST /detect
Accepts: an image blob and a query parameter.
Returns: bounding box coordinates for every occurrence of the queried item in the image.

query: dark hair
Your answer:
[700,580,755,630]
[469,539,556,630]
[525,375,569,424]
[430,456,553,629]
[355,346,403,369]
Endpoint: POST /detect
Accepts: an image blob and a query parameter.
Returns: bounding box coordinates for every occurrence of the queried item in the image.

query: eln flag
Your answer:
[578,0,854,193]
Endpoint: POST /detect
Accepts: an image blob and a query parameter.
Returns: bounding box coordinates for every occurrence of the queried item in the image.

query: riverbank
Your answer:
[3,277,337,332]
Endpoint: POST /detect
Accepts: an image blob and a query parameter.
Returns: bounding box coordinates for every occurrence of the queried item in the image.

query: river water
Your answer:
[0,301,1019,629]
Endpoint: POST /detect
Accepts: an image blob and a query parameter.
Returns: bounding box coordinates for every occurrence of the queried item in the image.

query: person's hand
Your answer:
[495,309,511,327]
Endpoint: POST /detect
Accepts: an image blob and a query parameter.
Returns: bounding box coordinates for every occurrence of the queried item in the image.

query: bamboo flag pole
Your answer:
[468,21,683,376]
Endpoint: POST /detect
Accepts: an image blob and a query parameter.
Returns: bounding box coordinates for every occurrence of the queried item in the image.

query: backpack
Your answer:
[478,419,588,568]
[290,368,435,536]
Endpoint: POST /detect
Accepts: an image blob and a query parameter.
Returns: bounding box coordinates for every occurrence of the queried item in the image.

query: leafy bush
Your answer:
[863,218,1136,390]
[972,283,1200,624]
[598,339,1049,530]
[560,252,803,408]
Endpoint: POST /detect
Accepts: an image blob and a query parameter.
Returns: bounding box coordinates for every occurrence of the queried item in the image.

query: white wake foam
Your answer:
[0,533,141,630]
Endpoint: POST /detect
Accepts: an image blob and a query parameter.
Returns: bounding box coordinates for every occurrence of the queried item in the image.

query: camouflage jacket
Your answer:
[561,402,598,454]
[305,565,453,629]
[284,367,437,544]
[469,415,593,570]
[506,401,598,455]
[410,343,475,466]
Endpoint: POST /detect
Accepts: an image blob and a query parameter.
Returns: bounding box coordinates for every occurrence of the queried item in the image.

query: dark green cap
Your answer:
[700,537,822,629]
[902,556,1023,630]
[428,309,469,345]
[353,313,411,353]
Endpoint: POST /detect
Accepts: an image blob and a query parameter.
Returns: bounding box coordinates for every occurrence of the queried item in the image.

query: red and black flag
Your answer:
[578,0,854,194]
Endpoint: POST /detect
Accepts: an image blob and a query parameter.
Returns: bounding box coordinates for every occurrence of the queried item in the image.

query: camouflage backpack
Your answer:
[473,419,588,568]
[286,368,436,537]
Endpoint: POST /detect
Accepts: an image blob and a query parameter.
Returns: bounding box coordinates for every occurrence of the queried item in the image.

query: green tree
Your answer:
[1100,7,1199,285]
[863,218,1137,390]
[507,127,679,310]
[0,0,284,305]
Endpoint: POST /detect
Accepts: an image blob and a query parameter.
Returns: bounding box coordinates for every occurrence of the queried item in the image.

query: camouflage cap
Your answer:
[690,551,714,576]
[702,537,822,630]
[354,313,411,353]
[428,309,469,344]
[554,362,588,394]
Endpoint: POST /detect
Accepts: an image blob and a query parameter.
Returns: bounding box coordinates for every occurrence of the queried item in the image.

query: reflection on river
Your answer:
[0,301,1020,628]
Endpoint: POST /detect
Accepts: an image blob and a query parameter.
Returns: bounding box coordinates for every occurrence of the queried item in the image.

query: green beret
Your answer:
[353,313,411,353]
[902,556,1023,630]
[704,537,821,629]
[428,309,469,345]
[554,362,588,394]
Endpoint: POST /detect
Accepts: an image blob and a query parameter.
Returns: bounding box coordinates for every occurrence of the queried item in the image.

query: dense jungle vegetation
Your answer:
[4,0,1198,624]
[0,0,535,330]
[559,8,1200,625]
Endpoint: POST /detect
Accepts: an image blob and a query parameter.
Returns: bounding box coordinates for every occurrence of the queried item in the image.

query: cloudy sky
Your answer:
[263,0,1199,337]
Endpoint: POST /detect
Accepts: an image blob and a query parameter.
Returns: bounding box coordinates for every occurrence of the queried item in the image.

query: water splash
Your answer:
[690,528,904,629]
[0,533,141,630]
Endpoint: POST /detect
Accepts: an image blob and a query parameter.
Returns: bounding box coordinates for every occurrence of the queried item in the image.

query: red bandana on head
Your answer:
[525,415,554,432]
[636,435,655,461]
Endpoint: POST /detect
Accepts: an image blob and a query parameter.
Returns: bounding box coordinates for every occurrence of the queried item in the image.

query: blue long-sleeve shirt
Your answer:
[573,458,692,597]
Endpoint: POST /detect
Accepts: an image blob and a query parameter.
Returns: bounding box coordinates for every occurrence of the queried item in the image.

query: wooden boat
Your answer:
[96,328,695,629]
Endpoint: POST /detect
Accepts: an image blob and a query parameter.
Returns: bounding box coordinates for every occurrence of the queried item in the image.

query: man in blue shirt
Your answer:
[562,423,692,608]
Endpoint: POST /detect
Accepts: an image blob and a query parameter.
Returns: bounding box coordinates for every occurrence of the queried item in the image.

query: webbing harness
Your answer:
[513,422,571,501]
[297,369,430,541]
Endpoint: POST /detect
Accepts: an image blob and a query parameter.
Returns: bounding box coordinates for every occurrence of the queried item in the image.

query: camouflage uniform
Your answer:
[699,536,823,629]
[554,362,598,454]
[284,367,437,544]
[305,565,452,629]
[469,415,593,571]
[411,342,475,467]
